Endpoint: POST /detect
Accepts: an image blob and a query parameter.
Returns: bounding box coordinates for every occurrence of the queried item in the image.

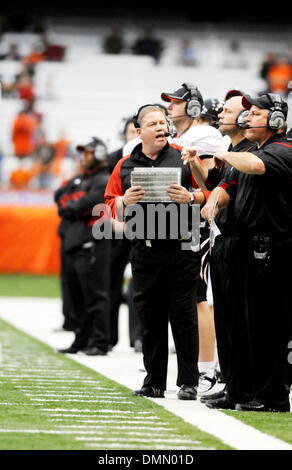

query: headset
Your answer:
[267,93,286,130]
[91,137,108,162]
[236,109,250,128]
[132,103,177,137]
[181,82,203,118]
[118,116,135,140]
[220,109,250,128]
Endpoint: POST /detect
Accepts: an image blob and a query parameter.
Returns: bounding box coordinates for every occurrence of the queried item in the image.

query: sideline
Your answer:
[0,296,291,451]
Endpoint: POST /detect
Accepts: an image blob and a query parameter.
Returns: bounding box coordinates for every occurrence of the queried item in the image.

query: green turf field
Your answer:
[0,318,231,450]
[0,274,291,449]
[0,274,60,298]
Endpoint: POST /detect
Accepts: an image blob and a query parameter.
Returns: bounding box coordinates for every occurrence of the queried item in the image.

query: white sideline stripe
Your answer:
[0,298,291,451]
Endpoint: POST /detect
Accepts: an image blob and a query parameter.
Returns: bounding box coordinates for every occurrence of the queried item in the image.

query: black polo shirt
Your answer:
[219,133,292,236]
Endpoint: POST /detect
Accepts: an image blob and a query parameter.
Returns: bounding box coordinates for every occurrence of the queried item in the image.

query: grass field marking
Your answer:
[9,377,101,383]
[29,398,134,403]
[56,425,176,431]
[84,443,205,450]
[51,419,166,425]
[74,436,201,444]
[24,393,125,398]
[76,430,178,437]
[47,414,161,420]
[1,367,87,373]
[0,316,232,450]
[40,408,153,414]
[21,390,126,396]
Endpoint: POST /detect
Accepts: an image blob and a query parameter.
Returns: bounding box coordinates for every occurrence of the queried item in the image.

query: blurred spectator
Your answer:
[40,33,66,61]
[178,39,198,67]
[25,42,44,65]
[9,167,33,189]
[103,26,125,54]
[132,28,163,64]
[0,43,22,60]
[266,55,292,96]
[51,132,75,179]
[16,73,35,100]
[260,51,278,83]
[222,39,248,68]
[31,139,56,189]
[11,106,39,158]
[2,60,35,99]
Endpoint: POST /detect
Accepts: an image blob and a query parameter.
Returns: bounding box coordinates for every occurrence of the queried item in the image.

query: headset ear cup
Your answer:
[236,109,249,128]
[133,109,140,128]
[186,99,201,118]
[94,143,107,161]
[166,116,177,137]
[268,110,285,130]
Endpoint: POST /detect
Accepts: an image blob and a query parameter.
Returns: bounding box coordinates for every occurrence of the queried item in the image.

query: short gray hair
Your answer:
[137,105,166,127]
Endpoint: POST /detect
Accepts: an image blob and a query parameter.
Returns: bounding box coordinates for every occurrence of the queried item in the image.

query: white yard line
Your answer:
[0,296,291,451]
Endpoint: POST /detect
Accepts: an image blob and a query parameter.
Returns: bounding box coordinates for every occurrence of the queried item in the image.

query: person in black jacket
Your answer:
[105,105,207,399]
[55,137,111,356]
[107,117,143,352]
[201,93,292,412]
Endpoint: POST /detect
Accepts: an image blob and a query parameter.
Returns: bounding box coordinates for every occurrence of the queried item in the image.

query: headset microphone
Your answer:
[164,130,178,138]
[220,122,237,125]
[243,125,269,129]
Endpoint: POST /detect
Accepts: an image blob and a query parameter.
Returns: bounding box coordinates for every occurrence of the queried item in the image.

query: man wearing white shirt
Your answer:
[161,83,224,396]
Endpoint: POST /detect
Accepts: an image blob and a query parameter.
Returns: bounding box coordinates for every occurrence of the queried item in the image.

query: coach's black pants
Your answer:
[210,234,241,385]
[65,239,111,352]
[60,240,79,331]
[109,238,132,347]
[225,235,292,406]
[131,245,200,390]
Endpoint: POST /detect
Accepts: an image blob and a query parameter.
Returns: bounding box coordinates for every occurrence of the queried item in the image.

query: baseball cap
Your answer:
[242,94,288,118]
[76,137,107,160]
[224,89,244,101]
[161,85,190,102]
[161,83,203,108]
[76,137,105,153]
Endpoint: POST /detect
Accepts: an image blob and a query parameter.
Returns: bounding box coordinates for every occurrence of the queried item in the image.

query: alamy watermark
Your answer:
[91,200,200,251]
[288,340,292,365]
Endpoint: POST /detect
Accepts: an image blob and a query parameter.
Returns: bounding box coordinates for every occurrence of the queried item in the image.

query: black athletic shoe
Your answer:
[235,399,290,412]
[82,347,107,356]
[177,384,197,400]
[56,346,80,354]
[200,389,226,403]
[204,396,235,410]
[132,386,165,398]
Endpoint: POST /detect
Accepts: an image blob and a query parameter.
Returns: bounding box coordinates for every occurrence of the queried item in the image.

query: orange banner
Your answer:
[0,205,61,275]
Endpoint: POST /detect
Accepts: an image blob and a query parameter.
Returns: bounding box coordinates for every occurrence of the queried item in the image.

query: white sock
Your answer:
[198,361,215,379]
